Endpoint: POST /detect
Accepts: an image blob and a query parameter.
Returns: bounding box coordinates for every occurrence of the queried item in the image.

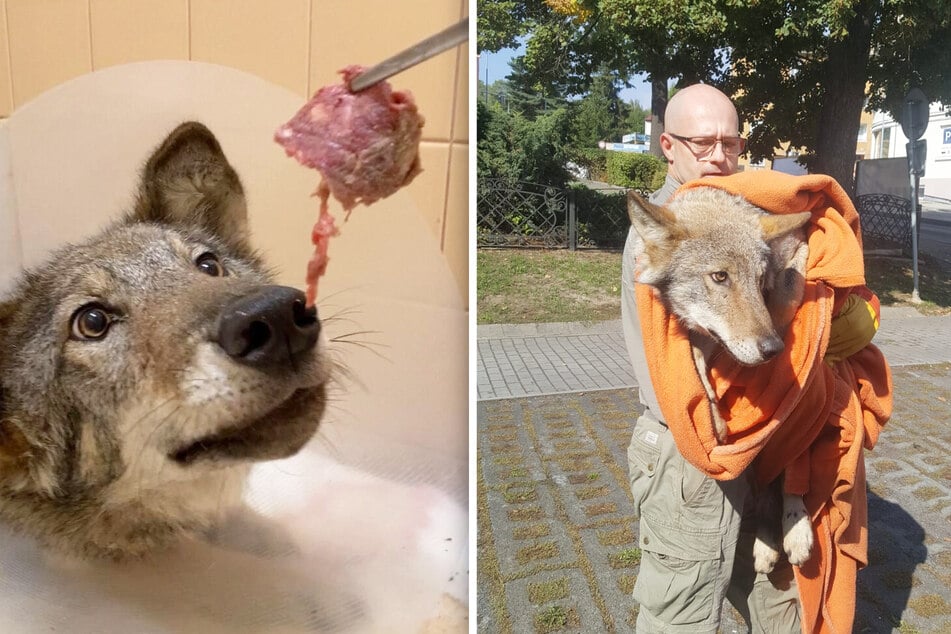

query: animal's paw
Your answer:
[782,495,813,567]
[753,536,780,574]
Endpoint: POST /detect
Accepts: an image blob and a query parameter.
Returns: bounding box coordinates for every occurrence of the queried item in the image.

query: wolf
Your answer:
[0,122,331,561]
[626,186,813,573]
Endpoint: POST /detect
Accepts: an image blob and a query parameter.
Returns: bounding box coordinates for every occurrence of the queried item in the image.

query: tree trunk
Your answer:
[649,75,668,157]
[811,0,881,195]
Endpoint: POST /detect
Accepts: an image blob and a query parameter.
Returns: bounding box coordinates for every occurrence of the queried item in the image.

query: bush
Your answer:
[568,182,628,248]
[476,100,570,187]
[566,148,609,181]
[605,152,668,189]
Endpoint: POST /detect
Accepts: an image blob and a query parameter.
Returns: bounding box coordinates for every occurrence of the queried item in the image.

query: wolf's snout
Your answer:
[758,335,784,361]
[216,286,320,366]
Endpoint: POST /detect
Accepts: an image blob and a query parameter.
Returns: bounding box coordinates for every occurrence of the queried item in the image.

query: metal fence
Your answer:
[478,179,920,253]
[854,193,921,250]
[476,178,568,248]
[477,178,651,250]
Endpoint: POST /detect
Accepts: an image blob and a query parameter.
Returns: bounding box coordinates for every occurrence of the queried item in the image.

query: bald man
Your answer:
[651,83,743,199]
[622,85,801,633]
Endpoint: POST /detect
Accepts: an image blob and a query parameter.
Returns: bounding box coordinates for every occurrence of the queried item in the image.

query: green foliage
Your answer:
[605,152,667,189]
[477,100,571,186]
[568,182,628,247]
[864,1,951,119]
[479,72,564,120]
[623,100,650,134]
[721,0,951,187]
[569,96,614,148]
[566,148,609,181]
[536,605,569,630]
[522,108,573,185]
[479,0,951,192]
[569,69,628,148]
[477,0,529,52]
[504,56,570,118]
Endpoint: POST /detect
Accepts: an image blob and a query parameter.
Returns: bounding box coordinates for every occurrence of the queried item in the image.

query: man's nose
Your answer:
[708,140,728,162]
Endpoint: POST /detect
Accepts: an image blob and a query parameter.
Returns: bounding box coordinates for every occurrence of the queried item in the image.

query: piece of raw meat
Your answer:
[275,65,425,305]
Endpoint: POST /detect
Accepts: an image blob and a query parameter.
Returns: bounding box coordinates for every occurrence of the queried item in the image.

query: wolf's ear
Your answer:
[759,211,811,241]
[132,121,250,248]
[626,191,685,245]
[761,212,810,331]
[626,191,683,286]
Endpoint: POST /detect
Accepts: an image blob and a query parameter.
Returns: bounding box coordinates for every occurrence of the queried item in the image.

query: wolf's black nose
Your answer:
[217,286,319,367]
[758,335,784,361]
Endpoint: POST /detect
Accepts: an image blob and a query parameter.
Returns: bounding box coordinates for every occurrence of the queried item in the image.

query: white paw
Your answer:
[782,496,813,567]
[753,536,780,574]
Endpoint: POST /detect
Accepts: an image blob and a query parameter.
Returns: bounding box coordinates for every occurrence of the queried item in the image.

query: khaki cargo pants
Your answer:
[627,413,801,633]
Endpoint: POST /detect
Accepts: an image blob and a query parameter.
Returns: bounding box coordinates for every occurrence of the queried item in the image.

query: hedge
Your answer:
[605,152,668,190]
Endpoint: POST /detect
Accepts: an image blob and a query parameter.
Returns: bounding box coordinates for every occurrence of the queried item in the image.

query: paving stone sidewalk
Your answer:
[476,211,951,632]
[477,364,951,633]
[477,307,951,401]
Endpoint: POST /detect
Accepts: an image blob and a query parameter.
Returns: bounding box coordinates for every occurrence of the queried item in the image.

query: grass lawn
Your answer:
[477,249,623,324]
[477,245,951,325]
[863,240,951,314]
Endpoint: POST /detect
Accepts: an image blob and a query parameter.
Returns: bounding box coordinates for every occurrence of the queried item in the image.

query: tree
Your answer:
[721,0,951,192]
[569,69,626,148]
[867,0,951,117]
[623,99,650,135]
[504,56,570,118]
[477,100,572,185]
[478,0,728,155]
[478,0,951,193]
[477,0,532,52]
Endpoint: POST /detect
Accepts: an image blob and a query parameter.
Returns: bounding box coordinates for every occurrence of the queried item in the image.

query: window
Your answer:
[857,124,868,142]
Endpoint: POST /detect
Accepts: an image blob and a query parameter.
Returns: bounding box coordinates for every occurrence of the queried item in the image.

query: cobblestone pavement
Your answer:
[476,363,951,634]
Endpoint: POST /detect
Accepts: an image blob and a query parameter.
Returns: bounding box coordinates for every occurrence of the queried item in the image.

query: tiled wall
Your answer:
[0,0,469,303]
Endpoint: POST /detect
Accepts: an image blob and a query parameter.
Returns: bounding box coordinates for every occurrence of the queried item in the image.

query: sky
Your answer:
[476,43,654,106]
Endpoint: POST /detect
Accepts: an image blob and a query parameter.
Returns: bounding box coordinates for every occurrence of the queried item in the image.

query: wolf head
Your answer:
[627,187,810,365]
[0,122,330,559]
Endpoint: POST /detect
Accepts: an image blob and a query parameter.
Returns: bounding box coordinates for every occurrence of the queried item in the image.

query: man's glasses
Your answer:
[668,133,747,160]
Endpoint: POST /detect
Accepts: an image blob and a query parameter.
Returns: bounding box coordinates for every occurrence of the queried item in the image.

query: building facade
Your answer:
[869,103,951,199]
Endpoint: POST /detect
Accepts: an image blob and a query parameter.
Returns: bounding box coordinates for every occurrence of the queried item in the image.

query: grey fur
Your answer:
[626,186,815,572]
[0,122,329,560]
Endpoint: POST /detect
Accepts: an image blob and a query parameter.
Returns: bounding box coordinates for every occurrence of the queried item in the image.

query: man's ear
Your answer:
[131,121,250,249]
[658,132,675,163]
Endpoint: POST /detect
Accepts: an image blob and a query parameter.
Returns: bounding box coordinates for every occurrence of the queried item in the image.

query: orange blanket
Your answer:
[634,171,893,634]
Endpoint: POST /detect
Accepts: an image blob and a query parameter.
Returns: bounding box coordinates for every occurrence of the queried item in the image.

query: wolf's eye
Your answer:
[710,271,729,284]
[196,252,226,277]
[70,305,113,340]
